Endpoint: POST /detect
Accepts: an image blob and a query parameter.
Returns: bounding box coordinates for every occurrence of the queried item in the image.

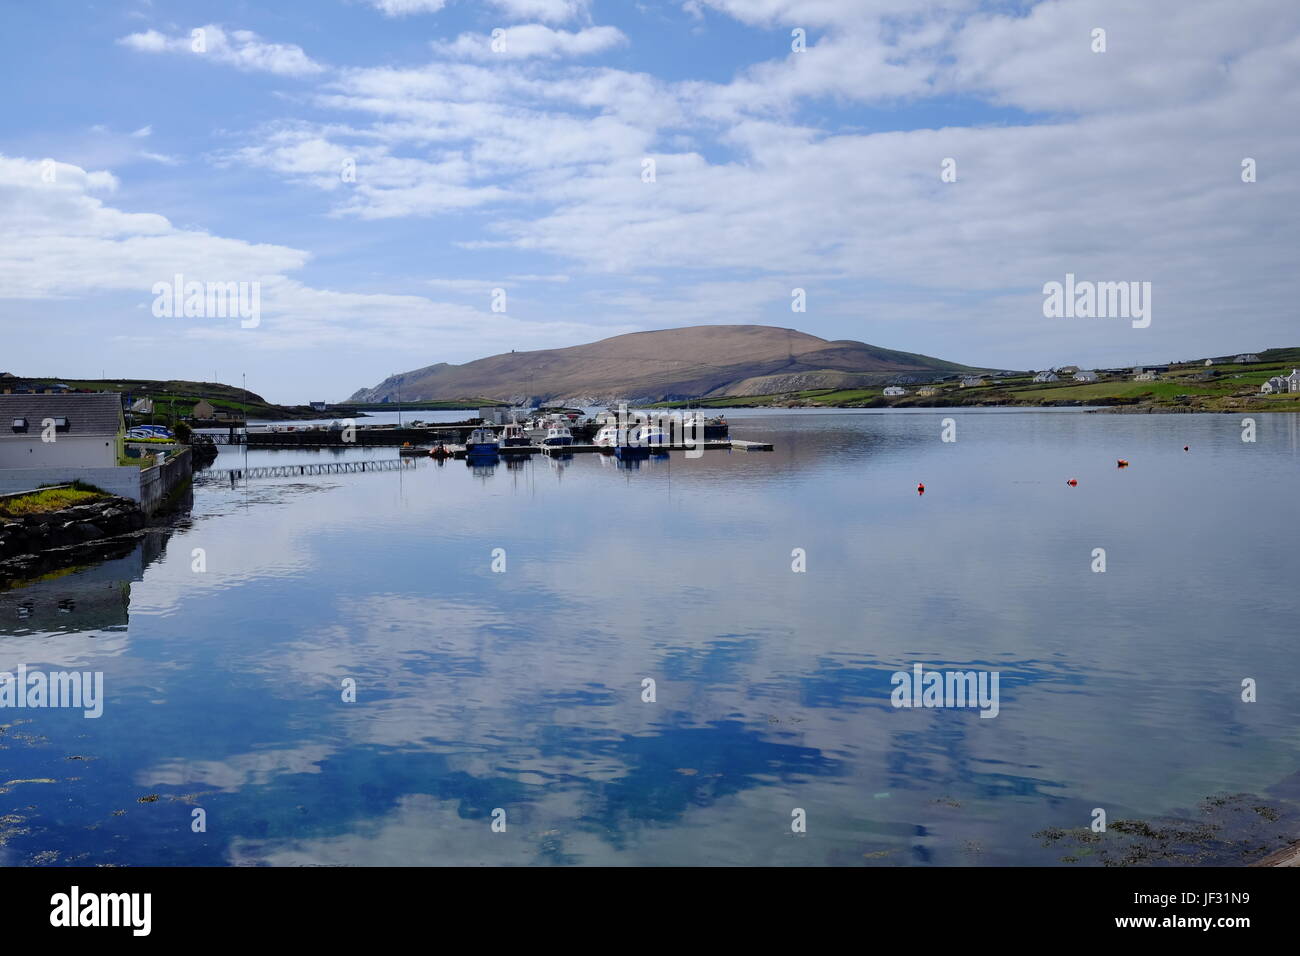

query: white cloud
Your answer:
[364,0,588,20]
[436,24,627,60]
[364,0,447,16]
[118,24,325,76]
[486,0,591,22]
[0,152,631,363]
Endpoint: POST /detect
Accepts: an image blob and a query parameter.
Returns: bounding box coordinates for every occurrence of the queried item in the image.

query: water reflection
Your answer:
[0,411,1297,866]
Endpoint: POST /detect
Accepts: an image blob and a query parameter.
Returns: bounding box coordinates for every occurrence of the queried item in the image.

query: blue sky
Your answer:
[2,0,1297,402]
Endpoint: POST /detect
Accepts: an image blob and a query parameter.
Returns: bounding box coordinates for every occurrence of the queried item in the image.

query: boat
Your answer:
[500,422,531,449]
[632,424,668,446]
[613,441,651,460]
[465,427,500,456]
[540,423,573,446]
[593,424,633,447]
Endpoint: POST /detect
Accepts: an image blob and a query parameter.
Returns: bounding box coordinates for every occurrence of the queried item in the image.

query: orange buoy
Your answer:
[1067,478,1078,486]
[1116,459,1129,468]
[917,482,925,495]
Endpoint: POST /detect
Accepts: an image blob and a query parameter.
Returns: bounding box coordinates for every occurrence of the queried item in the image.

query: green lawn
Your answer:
[0,487,106,518]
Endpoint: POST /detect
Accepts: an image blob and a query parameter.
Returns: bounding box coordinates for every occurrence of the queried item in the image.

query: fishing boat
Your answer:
[541,423,573,446]
[632,423,668,446]
[499,422,531,449]
[593,424,633,447]
[465,427,500,456]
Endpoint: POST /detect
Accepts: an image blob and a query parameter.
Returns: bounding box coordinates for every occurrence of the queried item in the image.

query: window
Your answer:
[10,418,27,432]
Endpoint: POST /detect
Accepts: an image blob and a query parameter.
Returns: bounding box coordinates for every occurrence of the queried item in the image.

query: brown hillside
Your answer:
[347,325,980,404]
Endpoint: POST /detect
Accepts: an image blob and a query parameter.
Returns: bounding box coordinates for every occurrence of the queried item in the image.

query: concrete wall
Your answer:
[0,448,190,514]
[0,435,117,468]
[137,448,192,514]
[0,465,143,500]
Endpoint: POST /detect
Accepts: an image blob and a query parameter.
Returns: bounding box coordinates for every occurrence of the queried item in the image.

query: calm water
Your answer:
[2,410,1298,866]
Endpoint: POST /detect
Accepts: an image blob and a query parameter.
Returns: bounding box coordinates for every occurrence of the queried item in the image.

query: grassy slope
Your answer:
[25,378,318,420]
[655,356,1300,411]
[0,487,106,518]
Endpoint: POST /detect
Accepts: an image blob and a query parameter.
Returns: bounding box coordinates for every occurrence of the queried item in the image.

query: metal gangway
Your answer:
[194,457,416,482]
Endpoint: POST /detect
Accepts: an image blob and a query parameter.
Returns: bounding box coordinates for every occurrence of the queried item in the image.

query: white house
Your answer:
[959,376,986,388]
[1204,359,1215,366]
[1133,370,1159,381]
[1033,371,1058,383]
[1,394,123,469]
[1287,369,1300,392]
[1074,370,1100,382]
[1235,354,1261,364]
[883,386,907,396]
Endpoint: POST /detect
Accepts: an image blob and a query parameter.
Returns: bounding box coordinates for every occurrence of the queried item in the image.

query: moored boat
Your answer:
[465,427,500,456]
[500,422,531,448]
[540,421,573,446]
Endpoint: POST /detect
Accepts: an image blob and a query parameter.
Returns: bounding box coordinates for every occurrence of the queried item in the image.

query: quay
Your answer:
[402,439,773,457]
[202,419,743,449]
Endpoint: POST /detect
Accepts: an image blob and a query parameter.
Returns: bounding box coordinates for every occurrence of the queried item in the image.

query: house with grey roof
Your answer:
[1,393,123,469]
[0,393,194,511]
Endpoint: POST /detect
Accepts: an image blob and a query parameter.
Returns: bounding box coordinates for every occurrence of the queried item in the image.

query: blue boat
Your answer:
[465,427,500,456]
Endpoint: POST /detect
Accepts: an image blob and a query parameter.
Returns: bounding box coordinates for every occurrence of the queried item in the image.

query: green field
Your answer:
[651,355,1299,412]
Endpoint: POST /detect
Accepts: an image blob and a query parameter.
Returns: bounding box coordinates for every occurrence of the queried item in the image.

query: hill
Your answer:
[346,325,982,405]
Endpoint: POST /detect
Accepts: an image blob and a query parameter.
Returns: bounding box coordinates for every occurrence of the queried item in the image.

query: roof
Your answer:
[0,393,124,436]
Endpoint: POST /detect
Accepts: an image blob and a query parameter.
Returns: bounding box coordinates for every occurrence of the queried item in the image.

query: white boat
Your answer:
[465,427,500,456]
[632,424,668,446]
[541,423,573,446]
[593,424,633,447]
[500,422,531,448]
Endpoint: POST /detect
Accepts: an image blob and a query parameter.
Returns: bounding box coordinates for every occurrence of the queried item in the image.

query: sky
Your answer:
[1,0,1296,404]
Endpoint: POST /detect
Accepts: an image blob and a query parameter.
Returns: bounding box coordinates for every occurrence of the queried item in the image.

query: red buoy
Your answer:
[917,482,925,495]
[1117,459,1129,468]
[1067,478,1078,486]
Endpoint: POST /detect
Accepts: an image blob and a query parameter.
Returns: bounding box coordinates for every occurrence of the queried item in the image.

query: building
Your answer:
[1074,370,1100,382]
[1133,369,1159,381]
[1032,371,1058,383]
[0,393,192,509]
[883,386,907,397]
[959,376,986,388]
[1058,365,1080,375]
[917,387,939,397]
[1204,359,1215,366]
[309,401,328,412]
[1,393,123,469]
[1235,354,1261,363]
[1265,369,1300,393]
[191,399,216,419]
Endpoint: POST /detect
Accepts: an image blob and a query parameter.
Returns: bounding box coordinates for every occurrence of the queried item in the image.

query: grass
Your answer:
[0,487,107,518]
[648,358,1300,411]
